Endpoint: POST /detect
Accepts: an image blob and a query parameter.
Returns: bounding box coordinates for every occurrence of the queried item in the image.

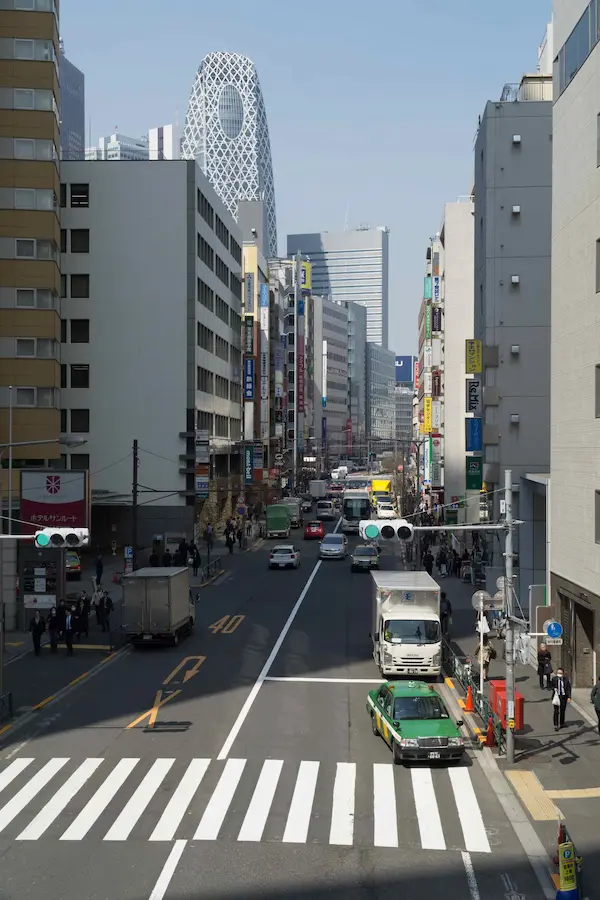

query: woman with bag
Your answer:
[475,634,495,682]
[537,643,552,690]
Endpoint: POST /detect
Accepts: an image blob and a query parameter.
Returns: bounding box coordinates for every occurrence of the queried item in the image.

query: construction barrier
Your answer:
[554,822,582,899]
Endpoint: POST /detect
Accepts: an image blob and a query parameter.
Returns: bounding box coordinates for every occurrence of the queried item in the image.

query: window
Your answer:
[70,274,89,298]
[15,338,35,357]
[16,239,34,258]
[60,319,67,342]
[60,229,67,253]
[230,382,241,404]
[13,88,34,109]
[60,408,67,433]
[70,453,89,470]
[198,410,212,432]
[215,335,229,362]
[230,417,241,440]
[15,387,35,406]
[198,235,213,269]
[36,387,58,407]
[198,191,214,228]
[60,274,66,298]
[36,338,55,358]
[215,295,229,325]
[15,338,55,359]
[70,229,90,253]
[15,238,57,261]
[70,364,89,389]
[215,374,229,400]
[198,278,214,311]
[230,237,242,266]
[230,273,242,302]
[215,255,229,287]
[13,88,54,111]
[70,183,89,208]
[215,214,229,249]
[14,188,53,210]
[70,319,89,343]
[215,414,228,438]
[197,366,213,393]
[14,137,55,162]
[15,288,34,308]
[13,39,54,63]
[59,183,66,208]
[197,323,213,352]
[16,288,54,309]
[60,364,67,388]
[70,408,89,433]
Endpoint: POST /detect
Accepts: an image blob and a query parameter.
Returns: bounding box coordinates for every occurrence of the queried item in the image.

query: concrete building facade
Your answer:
[59,160,243,545]
[312,295,349,464]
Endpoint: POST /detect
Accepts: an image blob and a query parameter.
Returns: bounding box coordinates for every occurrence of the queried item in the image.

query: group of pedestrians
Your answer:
[29,588,114,657]
[224,518,245,554]
[149,538,202,575]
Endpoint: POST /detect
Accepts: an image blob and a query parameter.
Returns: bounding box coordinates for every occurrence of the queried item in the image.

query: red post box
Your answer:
[489,680,506,714]
[497,691,525,731]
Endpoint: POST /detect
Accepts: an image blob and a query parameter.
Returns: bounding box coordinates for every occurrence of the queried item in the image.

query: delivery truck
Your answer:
[370,571,441,677]
[281,497,302,528]
[309,479,327,500]
[122,567,196,646]
[266,504,292,538]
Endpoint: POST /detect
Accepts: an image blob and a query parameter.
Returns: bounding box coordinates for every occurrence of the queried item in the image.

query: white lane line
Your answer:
[148,839,187,900]
[282,760,319,843]
[149,759,210,842]
[329,762,356,846]
[17,757,104,840]
[449,767,491,854]
[193,758,246,840]
[60,757,140,841]
[373,763,398,848]
[217,520,340,760]
[461,850,481,900]
[411,767,445,850]
[0,757,69,833]
[104,758,175,841]
[237,759,283,842]
[264,677,385,684]
[0,758,34,794]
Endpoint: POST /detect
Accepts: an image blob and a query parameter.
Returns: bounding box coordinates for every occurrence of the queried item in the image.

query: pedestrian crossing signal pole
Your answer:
[504,468,516,765]
[132,439,139,572]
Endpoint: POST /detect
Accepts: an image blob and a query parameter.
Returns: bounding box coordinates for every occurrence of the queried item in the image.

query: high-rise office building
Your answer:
[85,133,149,161]
[366,344,396,440]
[59,43,84,161]
[148,124,181,160]
[286,227,389,347]
[181,52,278,257]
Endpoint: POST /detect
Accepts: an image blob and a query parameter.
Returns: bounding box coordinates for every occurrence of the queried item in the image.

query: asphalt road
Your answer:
[0,522,549,900]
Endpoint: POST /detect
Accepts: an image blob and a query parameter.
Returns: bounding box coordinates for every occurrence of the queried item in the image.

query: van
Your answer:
[316,500,336,521]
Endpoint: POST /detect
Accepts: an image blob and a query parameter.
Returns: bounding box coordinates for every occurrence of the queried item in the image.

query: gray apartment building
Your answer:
[474,72,552,603]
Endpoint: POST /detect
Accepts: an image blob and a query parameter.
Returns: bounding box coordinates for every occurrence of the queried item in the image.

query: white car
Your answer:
[269,545,301,569]
[319,533,348,560]
[377,502,396,520]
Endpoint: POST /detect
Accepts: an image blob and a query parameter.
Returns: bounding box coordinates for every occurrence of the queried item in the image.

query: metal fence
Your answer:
[0,690,13,723]
[442,639,505,752]
[198,556,222,584]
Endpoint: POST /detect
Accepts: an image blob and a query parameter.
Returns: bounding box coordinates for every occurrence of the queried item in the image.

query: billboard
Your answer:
[244,272,255,315]
[432,275,441,304]
[414,361,420,391]
[432,306,442,333]
[244,316,254,356]
[244,446,254,484]
[423,397,432,433]
[465,417,483,452]
[20,470,87,531]
[465,377,482,415]
[425,304,432,339]
[301,261,312,291]
[297,335,305,412]
[244,358,255,400]
[423,276,432,300]
[466,457,483,491]
[395,355,413,384]
[260,284,269,442]
[432,399,441,430]
[465,339,483,374]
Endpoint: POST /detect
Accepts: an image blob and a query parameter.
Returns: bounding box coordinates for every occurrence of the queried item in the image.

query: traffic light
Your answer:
[359,519,414,541]
[34,527,90,549]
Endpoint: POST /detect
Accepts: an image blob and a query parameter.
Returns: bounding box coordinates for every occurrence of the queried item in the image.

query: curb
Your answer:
[198,569,225,589]
[441,675,487,746]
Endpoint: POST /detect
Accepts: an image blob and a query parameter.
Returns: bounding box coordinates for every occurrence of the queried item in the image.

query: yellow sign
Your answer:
[419,423,426,434]
[301,261,312,291]
[558,841,577,890]
[423,397,432,433]
[465,339,482,374]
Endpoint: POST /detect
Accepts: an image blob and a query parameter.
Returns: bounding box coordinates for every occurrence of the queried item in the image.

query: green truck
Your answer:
[266,504,292,539]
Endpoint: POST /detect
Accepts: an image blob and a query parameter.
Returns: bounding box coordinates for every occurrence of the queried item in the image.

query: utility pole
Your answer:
[293,251,301,490]
[132,439,139,571]
[504,468,516,764]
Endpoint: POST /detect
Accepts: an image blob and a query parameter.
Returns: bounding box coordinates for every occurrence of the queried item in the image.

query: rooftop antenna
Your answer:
[344,204,349,231]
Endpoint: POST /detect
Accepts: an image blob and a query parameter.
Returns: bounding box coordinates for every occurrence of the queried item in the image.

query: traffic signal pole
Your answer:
[132,439,139,571]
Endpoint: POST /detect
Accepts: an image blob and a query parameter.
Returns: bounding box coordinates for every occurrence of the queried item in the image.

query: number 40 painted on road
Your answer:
[209,614,245,635]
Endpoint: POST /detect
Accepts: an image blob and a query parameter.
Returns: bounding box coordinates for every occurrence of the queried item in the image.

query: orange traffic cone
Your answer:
[484,716,496,747]
[112,571,118,584]
[464,685,475,713]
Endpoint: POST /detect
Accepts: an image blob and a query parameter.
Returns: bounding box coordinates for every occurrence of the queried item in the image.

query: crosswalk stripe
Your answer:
[282,760,319,843]
[17,758,104,841]
[149,759,210,842]
[0,758,69,834]
[448,767,491,854]
[193,758,246,841]
[238,759,283,842]
[329,762,356,846]
[411,767,446,850]
[60,758,140,841]
[104,759,175,842]
[0,758,34,796]
[373,763,398,848]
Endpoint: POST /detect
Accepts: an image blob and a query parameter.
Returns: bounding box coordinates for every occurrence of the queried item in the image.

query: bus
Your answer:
[341,489,371,534]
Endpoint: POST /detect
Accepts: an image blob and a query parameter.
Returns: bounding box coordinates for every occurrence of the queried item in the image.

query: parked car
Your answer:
[268,545,301,570]
[304,521,325,540]
[319,533,348,560]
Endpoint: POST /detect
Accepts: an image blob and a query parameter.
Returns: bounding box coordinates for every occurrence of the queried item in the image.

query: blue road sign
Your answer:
[546,620,563,639]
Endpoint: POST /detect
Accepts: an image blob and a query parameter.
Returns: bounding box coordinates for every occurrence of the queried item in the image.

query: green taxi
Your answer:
[366,680,465,764]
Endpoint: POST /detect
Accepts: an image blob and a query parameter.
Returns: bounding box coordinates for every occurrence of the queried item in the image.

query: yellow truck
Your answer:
[371,478,393,508]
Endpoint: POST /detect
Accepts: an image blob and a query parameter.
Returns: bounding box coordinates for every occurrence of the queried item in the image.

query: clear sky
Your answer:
[61,0,551,356]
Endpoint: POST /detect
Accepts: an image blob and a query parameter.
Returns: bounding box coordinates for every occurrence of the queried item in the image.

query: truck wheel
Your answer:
[371,713,379,736]
[172,632,179,647]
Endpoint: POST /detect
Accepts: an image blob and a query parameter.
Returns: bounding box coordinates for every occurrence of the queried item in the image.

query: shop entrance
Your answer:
[574,602,594,688]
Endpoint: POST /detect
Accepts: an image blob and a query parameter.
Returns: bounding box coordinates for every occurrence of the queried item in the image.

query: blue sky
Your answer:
[61,0,551,355]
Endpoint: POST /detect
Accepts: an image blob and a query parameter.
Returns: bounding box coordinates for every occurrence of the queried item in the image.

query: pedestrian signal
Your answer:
[34,527,90,549]
[359,519,414,541]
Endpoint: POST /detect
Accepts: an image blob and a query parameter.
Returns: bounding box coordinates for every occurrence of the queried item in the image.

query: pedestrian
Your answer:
[475,634,494,681]
[103,592,114,632]
[422,549,433,576]
[64,606,75,656]
[440,592,452,637]
[56,598,66,634]
[236,523,243,549]
[95,554,104,587]
[550,668,571,731]
[149,549,159,567]
[226,532,234,554]
[191,546,201,577]
[94,589,105,631]
[29,609,45,656]
[172,549,184,566]
[537,643,552,690]
[162,548,172,567]
[46,606,60,652]
[590,677,600,735]
[437,546,448,578]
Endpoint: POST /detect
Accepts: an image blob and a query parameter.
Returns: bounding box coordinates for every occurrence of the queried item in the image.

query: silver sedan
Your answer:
[319,533,348,560]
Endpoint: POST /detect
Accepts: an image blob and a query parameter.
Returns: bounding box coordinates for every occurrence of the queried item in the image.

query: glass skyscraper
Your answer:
[59,46,84,160]
[181,52,278,257]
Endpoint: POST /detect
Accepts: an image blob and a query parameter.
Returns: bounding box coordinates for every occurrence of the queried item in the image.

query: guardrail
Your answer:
[442,639,505,751]
[0,690,13,723]
[199,556,222,583]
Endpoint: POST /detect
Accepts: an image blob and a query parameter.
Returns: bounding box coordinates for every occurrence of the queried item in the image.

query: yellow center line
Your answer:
[32,694,56,711]
[67,672,88,688]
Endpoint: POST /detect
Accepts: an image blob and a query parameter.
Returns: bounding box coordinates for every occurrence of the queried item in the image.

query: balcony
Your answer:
[500,74,552,103]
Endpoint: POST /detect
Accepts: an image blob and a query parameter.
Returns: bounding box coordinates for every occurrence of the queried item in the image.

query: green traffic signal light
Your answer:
[35,532,50,547]
[364,523,379,540]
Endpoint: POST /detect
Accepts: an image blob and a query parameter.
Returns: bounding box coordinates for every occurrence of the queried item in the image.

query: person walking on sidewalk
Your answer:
[95,554,104,587]
[64,606,75,656]
[46,606,60,653]
[550,668,571,731]
[475,634,495,682]
[190,546,201,577]
[440,592,452,637]
[590,677,600,734]
[422,549,434,576]
[537,643,553,690]
[29,609,45,656]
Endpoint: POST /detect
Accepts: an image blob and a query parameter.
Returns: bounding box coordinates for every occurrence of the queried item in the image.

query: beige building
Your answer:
[0,0,62,519]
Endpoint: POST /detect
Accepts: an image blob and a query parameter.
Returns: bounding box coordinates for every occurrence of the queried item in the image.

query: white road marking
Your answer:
[329,762,356,846]
[193,758,246,840]
[104,758,175,841]
[148,839,187,900]
[217,520,340,760]
[17,757,104,840]
[282,760,319,843]
[411,767,446,850]
[461,850,481,900]
[373,763,398,847]
[60,757,140,840]
[0,758,34,794]
[264,677,385,684]
[238,759,283,842]
[0,757,68,833]
[149,759,210,842]
[449,767,491,854]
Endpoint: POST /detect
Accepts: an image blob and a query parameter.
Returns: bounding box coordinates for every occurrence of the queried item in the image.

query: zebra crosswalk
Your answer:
[0,756,492,852]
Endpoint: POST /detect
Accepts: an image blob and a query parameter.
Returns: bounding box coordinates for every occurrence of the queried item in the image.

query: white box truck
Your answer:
[309,480,327,500]
[122,567,196,646]
[370,571,441,677]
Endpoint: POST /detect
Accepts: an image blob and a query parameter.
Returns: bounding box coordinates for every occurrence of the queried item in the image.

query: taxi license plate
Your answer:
[429,751,440,759]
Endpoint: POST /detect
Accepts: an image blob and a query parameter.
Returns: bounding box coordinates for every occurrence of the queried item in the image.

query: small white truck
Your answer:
[370,571,442,677]
[122,567,196,646]
[309,480,327,500]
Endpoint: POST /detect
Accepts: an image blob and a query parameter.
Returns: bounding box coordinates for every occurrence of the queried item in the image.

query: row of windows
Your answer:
[61,408,89,433]
[215,295,229,326]
[61,274,90,299]
[0,0,58,12]
[0,38,57,66]
[13,238,58,262]
[215,214,229,250]
[60,363,89,389]
[0,87,58,118]
[197,188,242,266]
[9,386,59,408]
[60,228,89,254]
[59,183,90,209]
[2,137,58,162]
[11,287,58,310]
[14,337,58,359]
[47,453,90,472]
[555,0,599,97]
[3,188,56,211]
[215,255,229,287]
[60,319,89,343]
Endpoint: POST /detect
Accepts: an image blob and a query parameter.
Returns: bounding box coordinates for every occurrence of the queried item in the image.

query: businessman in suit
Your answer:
[550,668,572,730]
[64,606,75,656]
